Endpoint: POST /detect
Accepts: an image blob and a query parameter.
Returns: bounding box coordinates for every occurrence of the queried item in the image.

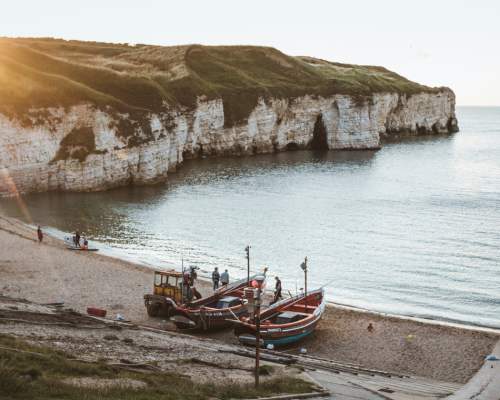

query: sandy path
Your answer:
[0,215,498,384]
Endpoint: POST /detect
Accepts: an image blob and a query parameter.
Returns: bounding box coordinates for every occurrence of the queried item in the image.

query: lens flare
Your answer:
[0,167,33,224]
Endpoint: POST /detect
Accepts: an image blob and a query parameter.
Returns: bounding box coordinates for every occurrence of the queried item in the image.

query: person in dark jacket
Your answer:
[74,231,81,247]
[37,226,43,243]
[212,267,220,290]
[273,276,283,304]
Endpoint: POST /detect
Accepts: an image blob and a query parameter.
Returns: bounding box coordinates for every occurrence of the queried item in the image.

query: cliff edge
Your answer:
[0,38,458,196]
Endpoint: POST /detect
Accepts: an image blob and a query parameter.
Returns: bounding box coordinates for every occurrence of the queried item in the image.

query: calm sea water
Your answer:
[1,107,499,328]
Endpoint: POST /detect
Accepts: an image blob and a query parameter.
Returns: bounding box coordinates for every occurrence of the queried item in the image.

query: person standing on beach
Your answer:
[220,269,229,286]
[212,267,220,291]
[74,231,81,247]
[273,276,283,304]
[37,226,43,243]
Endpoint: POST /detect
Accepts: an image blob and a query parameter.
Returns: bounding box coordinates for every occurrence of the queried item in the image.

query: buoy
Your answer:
[406,334,415,342]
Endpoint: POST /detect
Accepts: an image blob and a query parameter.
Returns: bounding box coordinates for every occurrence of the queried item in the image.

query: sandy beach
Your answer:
[0,215,498,385]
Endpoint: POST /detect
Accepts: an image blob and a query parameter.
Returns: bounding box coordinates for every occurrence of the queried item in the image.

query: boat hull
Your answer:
[172,306,248,331]
[239,326,316,347]
[169,274,262,331]
[233,288,325,347]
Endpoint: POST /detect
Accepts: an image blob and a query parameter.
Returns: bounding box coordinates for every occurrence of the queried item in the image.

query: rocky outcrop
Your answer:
[0,89,457,197]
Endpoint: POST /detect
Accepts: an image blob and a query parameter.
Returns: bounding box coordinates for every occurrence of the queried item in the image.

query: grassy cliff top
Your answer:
[0,37,445,126]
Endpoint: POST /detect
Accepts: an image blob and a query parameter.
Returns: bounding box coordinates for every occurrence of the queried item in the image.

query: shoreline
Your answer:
[326,301,500,335]
[6,214,500,334]
[0,214,498,384]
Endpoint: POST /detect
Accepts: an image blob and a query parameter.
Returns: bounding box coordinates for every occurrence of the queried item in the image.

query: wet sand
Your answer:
[0,215,498,383]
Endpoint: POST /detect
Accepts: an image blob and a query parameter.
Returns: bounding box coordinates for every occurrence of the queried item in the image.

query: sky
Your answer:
[1,0,499,106]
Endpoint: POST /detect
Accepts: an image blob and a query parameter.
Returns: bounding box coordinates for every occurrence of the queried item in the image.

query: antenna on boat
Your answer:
[181,257,185,302]
[245,245,251,286]
[300,257,308,311]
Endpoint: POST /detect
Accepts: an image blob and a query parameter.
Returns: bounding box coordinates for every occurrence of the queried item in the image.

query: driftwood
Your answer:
[106,361,162,372]
[0,317,106,329]
[222,348,295,365]
[187,357,253,372]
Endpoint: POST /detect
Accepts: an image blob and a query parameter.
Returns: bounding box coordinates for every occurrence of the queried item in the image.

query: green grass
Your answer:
[0,334,313,400]
[0,38,442,116]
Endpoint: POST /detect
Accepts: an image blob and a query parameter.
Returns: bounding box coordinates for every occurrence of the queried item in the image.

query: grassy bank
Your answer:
[0,37,443,127]
[0,334,313,400]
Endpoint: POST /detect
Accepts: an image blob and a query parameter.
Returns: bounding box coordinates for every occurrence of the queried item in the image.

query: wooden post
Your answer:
[255,284,261,387]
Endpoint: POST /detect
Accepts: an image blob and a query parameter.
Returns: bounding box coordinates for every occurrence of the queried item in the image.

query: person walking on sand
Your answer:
[37,226,43,243]
[220,269,229,286]
[212,267,220,291]
[273,276,283,304]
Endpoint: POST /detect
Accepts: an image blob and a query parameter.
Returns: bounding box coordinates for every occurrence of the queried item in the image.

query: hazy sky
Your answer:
[1,0,499,105]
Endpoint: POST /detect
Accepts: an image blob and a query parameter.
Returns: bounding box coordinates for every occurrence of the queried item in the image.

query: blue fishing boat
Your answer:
[233,288,325,347]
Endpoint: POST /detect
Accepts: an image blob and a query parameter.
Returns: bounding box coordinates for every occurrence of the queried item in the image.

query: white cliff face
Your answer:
[0,90,457,196]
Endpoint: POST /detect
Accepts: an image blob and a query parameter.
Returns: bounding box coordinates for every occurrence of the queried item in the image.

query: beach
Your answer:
[0,215,498,385]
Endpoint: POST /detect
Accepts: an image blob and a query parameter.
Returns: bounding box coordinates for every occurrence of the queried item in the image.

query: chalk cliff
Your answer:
[0,39,458,196]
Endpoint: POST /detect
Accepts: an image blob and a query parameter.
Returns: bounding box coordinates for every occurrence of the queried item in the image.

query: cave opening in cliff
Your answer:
[310,114,328,150]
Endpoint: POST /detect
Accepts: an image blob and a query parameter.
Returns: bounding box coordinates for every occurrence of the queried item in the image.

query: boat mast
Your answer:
[245,245,251,286]
[301,257,308,311]
[181,257,185,303]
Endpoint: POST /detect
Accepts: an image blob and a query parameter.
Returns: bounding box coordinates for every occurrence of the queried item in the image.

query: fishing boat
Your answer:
[170,274,262,331]
[64,236,98,251]
[66,246,99,251]
[233,288,326,347]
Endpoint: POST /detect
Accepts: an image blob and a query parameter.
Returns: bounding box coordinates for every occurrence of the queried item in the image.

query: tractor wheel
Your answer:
[146,303,161,317]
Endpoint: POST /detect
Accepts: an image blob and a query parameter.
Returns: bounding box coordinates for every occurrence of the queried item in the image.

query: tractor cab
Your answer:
[153,270,183,303]
[144,270,184,317]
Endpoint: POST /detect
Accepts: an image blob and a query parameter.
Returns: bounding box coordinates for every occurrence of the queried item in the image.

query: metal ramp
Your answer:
[310,369,462,400]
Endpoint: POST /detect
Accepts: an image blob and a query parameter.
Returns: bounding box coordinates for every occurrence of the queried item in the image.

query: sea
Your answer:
[1,106,499,328]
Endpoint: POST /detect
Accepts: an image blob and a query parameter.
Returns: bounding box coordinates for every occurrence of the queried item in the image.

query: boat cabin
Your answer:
[275,311,308,324]
[216,296,242,309]
[262,291,323,325]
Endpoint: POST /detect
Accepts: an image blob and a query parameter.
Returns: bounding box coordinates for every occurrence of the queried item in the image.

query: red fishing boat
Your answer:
[169,274,262,330]
[232,288,325,347]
